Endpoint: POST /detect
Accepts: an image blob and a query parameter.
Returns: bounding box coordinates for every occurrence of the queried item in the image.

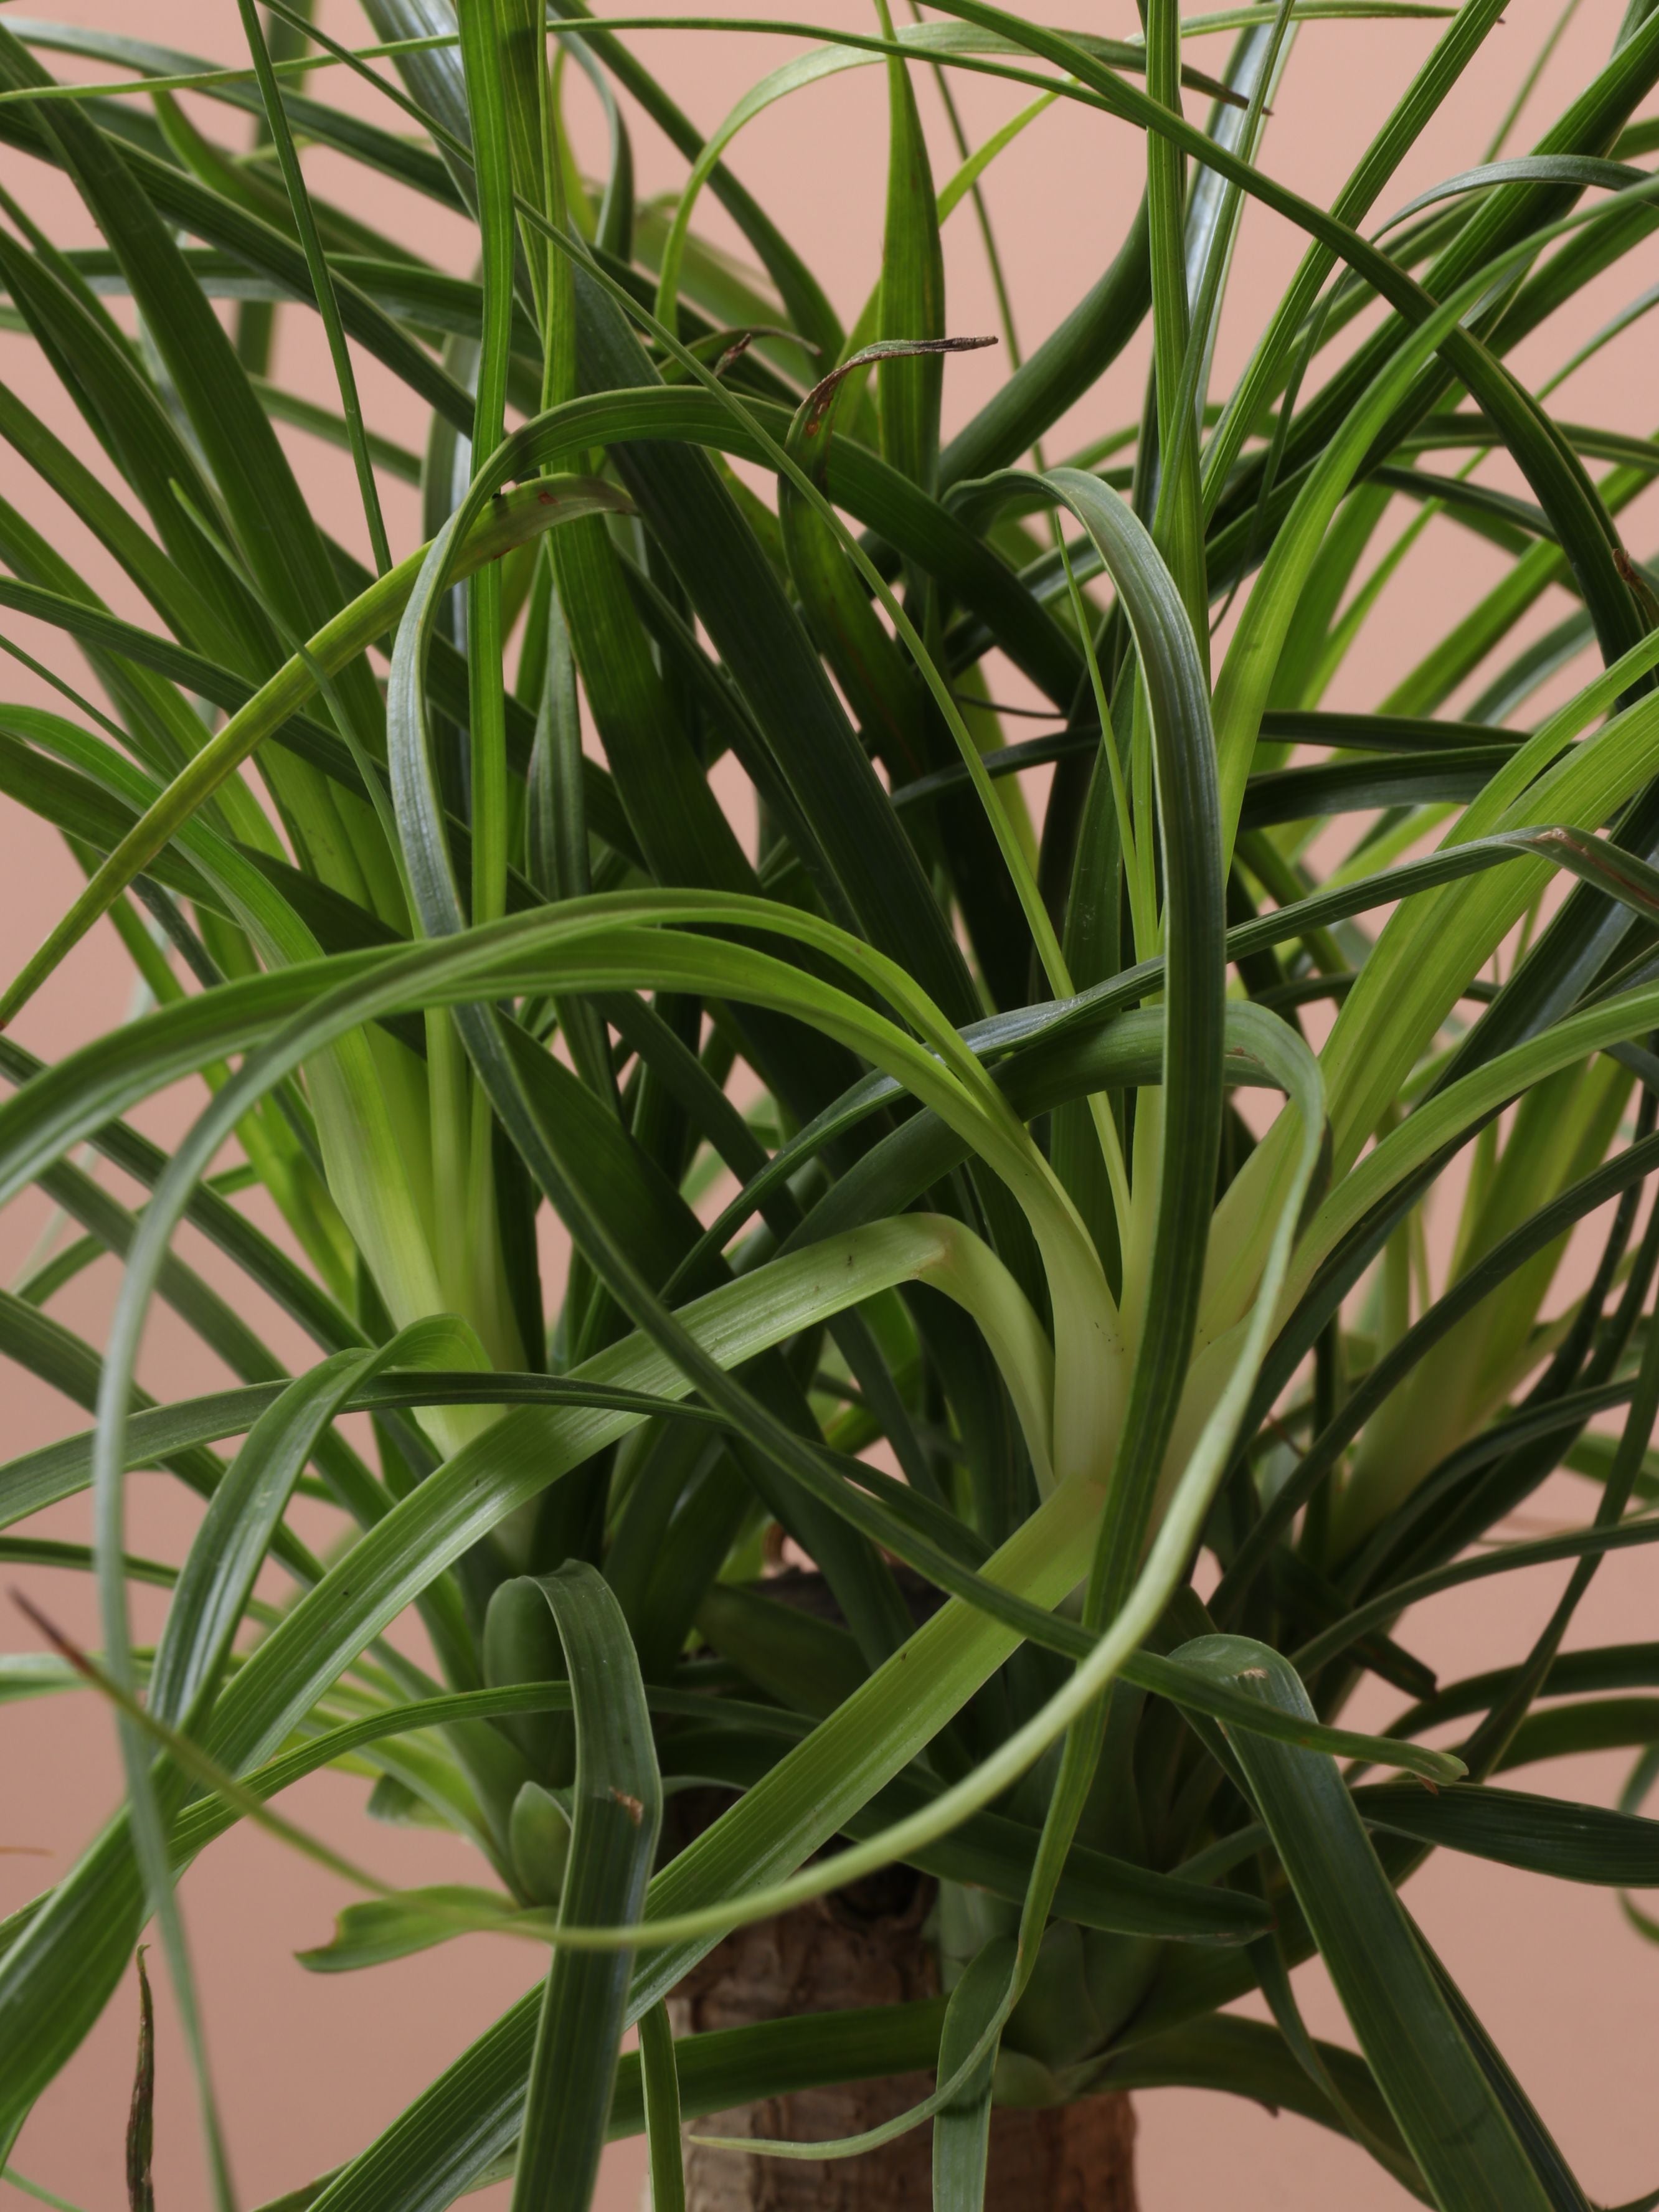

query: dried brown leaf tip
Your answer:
[711,330,755,380]
[712,324,817,380]
[9,1587,92,1676]
[127,1947,156,2212]
[798,334,997,438]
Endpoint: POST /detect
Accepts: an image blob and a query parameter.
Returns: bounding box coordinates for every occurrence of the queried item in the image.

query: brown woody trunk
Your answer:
[662,1866,1137,2211]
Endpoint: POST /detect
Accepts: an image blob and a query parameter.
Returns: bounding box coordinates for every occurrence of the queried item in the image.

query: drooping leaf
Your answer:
[1174,1635,1564,2211]
[507,1564,662,2212]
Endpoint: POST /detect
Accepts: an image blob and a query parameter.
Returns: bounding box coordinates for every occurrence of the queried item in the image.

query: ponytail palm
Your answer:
[4,2,1659,2206]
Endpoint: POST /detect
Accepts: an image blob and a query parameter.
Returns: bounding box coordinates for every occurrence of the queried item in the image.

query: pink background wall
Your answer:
[3,3,1659,2206]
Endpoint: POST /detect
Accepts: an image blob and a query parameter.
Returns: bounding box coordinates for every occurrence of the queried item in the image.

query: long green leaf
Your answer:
[1173,1635,1561,2210]
[638,2004,685,2212]
[508,1564,661,2212]
[1357,1780,1659,1886]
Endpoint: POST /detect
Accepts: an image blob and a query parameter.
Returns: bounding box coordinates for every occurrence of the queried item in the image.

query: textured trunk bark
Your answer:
[662,1866,1137,2211]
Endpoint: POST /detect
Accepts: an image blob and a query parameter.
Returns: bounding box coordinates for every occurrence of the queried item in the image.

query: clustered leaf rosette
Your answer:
[2,4,1659,2211]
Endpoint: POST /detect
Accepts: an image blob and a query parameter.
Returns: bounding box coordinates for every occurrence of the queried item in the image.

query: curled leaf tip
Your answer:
[712,329,756,379]
[798,334,998,436]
